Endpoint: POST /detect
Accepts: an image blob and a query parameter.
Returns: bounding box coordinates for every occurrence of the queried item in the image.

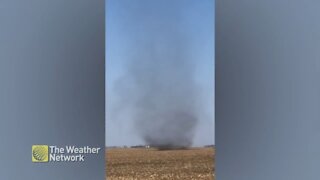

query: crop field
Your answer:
[106,147,215,180]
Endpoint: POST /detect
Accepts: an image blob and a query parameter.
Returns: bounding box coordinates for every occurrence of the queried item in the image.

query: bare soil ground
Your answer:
[106,147,215,180]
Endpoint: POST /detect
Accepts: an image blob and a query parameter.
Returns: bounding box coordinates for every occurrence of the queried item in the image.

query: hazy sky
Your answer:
[106,0,214,146]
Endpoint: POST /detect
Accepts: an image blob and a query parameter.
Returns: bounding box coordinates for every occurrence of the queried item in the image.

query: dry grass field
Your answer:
[106,147,215,180]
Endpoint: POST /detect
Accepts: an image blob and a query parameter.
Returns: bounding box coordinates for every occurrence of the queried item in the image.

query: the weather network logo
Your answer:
[32,144,101,163]
[32,145,49,162]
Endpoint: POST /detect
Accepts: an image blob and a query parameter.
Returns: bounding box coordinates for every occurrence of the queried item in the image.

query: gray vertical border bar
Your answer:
[0,0,105,179]
[216,0,320,179]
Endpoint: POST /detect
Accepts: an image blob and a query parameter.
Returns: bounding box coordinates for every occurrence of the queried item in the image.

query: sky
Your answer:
[106,0,214,147]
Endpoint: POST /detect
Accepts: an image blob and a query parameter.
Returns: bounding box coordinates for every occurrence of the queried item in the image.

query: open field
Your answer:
[106,147,215,180]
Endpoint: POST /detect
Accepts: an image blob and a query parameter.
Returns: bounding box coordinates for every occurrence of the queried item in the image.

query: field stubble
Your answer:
[106,147,215,180]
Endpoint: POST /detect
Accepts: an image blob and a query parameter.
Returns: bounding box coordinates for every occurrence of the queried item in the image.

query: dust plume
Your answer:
[114,2,200,149]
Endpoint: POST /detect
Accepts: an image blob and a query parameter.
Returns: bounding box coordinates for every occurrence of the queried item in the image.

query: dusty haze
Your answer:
[113,2,203,148]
